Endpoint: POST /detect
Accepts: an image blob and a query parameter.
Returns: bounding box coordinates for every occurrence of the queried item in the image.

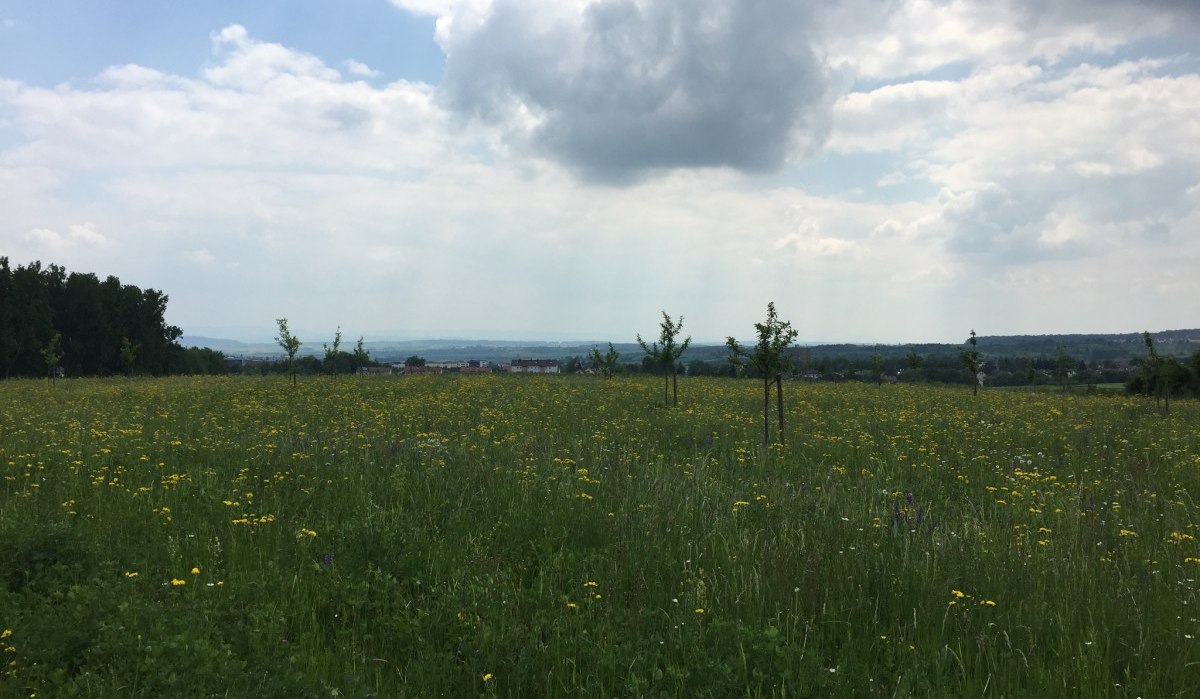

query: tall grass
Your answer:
[2,375,1198,697]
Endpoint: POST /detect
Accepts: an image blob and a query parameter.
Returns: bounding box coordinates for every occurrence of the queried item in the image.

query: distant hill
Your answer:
[759,330,1197,365]
[181,329,1199,365]
[180,336,258,352]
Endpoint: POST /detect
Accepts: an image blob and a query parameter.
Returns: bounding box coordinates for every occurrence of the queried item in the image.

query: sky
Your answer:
[1,0,1197,344]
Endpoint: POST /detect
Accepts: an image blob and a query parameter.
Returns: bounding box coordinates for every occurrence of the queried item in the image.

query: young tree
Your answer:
[590,342,620,377]
[1024,358,1038,386]
[323,326,343,376]
[727,302,799,446]
[870,353,883,385]
[275,318,301,386]
[902,349,924,383]
[1136,331,1178,414]
[960,329,981,395]
[42,332,64,384]
[1054,346,1074,394]
[120,336,140,377]
[637,311,691,407]
[353,336,372,371]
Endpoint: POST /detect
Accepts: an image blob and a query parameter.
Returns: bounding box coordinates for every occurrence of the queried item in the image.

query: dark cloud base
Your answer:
[438,0,832,184]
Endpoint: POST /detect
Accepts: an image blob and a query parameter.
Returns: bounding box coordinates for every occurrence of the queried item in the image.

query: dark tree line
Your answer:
[1125,331,1200,413]
[0,258,185,378]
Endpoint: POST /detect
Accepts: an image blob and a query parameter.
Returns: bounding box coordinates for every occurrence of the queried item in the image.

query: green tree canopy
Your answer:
[638,311,691,407]
[960,329,981,396]
[275,318,301,386]
[727,302,799,445]
[0,258,182,378]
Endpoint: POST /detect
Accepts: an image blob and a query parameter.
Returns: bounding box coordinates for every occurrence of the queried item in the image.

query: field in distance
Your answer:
[2,375,1198,696]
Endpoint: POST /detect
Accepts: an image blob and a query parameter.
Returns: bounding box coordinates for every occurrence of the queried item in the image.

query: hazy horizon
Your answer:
[180,325,1198,350]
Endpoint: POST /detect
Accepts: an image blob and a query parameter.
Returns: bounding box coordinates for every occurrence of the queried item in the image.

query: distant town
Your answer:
[227,357,565,376]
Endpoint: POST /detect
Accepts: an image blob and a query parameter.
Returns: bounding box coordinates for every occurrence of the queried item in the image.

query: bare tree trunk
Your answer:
[762,376,770,447]
[776,374,785,445]
[663,368,669,406]
[672,370,679,407]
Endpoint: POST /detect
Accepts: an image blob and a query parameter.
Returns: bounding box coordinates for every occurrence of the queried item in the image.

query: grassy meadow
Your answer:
[2,374,1199,697]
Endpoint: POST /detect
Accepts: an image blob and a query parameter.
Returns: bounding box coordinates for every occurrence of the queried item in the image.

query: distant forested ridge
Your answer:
[0,258,201,378]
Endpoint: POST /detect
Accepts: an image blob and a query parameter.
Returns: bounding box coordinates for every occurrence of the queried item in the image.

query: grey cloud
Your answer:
[1009,0,1200,34]
[939,159,1196,268]
[1077,163,1199,223]
[941,185,1053,262]
[325,103,372,130]
[437,0,831,184]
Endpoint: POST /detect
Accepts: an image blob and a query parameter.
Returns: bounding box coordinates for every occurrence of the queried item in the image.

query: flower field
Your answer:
[2,375,1198,697]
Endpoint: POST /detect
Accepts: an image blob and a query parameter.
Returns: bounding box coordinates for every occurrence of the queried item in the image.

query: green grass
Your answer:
[2,375,1198,697]
[992,382,1128,395]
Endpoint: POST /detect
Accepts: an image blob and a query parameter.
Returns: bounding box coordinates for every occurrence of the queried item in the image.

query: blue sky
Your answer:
[1,0,1198,344]
[0,1,444,86]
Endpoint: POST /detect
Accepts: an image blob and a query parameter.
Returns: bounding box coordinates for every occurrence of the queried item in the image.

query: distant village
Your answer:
[204,327,1200,391]
[366,358,561,376]
[226,357,562,376]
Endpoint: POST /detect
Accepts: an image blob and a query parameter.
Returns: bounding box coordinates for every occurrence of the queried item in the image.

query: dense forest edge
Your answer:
[2,258,1198,398]
[0,258,212,378]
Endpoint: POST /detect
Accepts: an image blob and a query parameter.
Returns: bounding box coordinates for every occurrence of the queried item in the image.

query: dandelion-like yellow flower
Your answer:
[191,567,200,575]
[566,602,577,610]
[124,571,138,578]
[695,608,705,614]
[170,578,186,586]
[482,673,494,682]
[0,629,10,640]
